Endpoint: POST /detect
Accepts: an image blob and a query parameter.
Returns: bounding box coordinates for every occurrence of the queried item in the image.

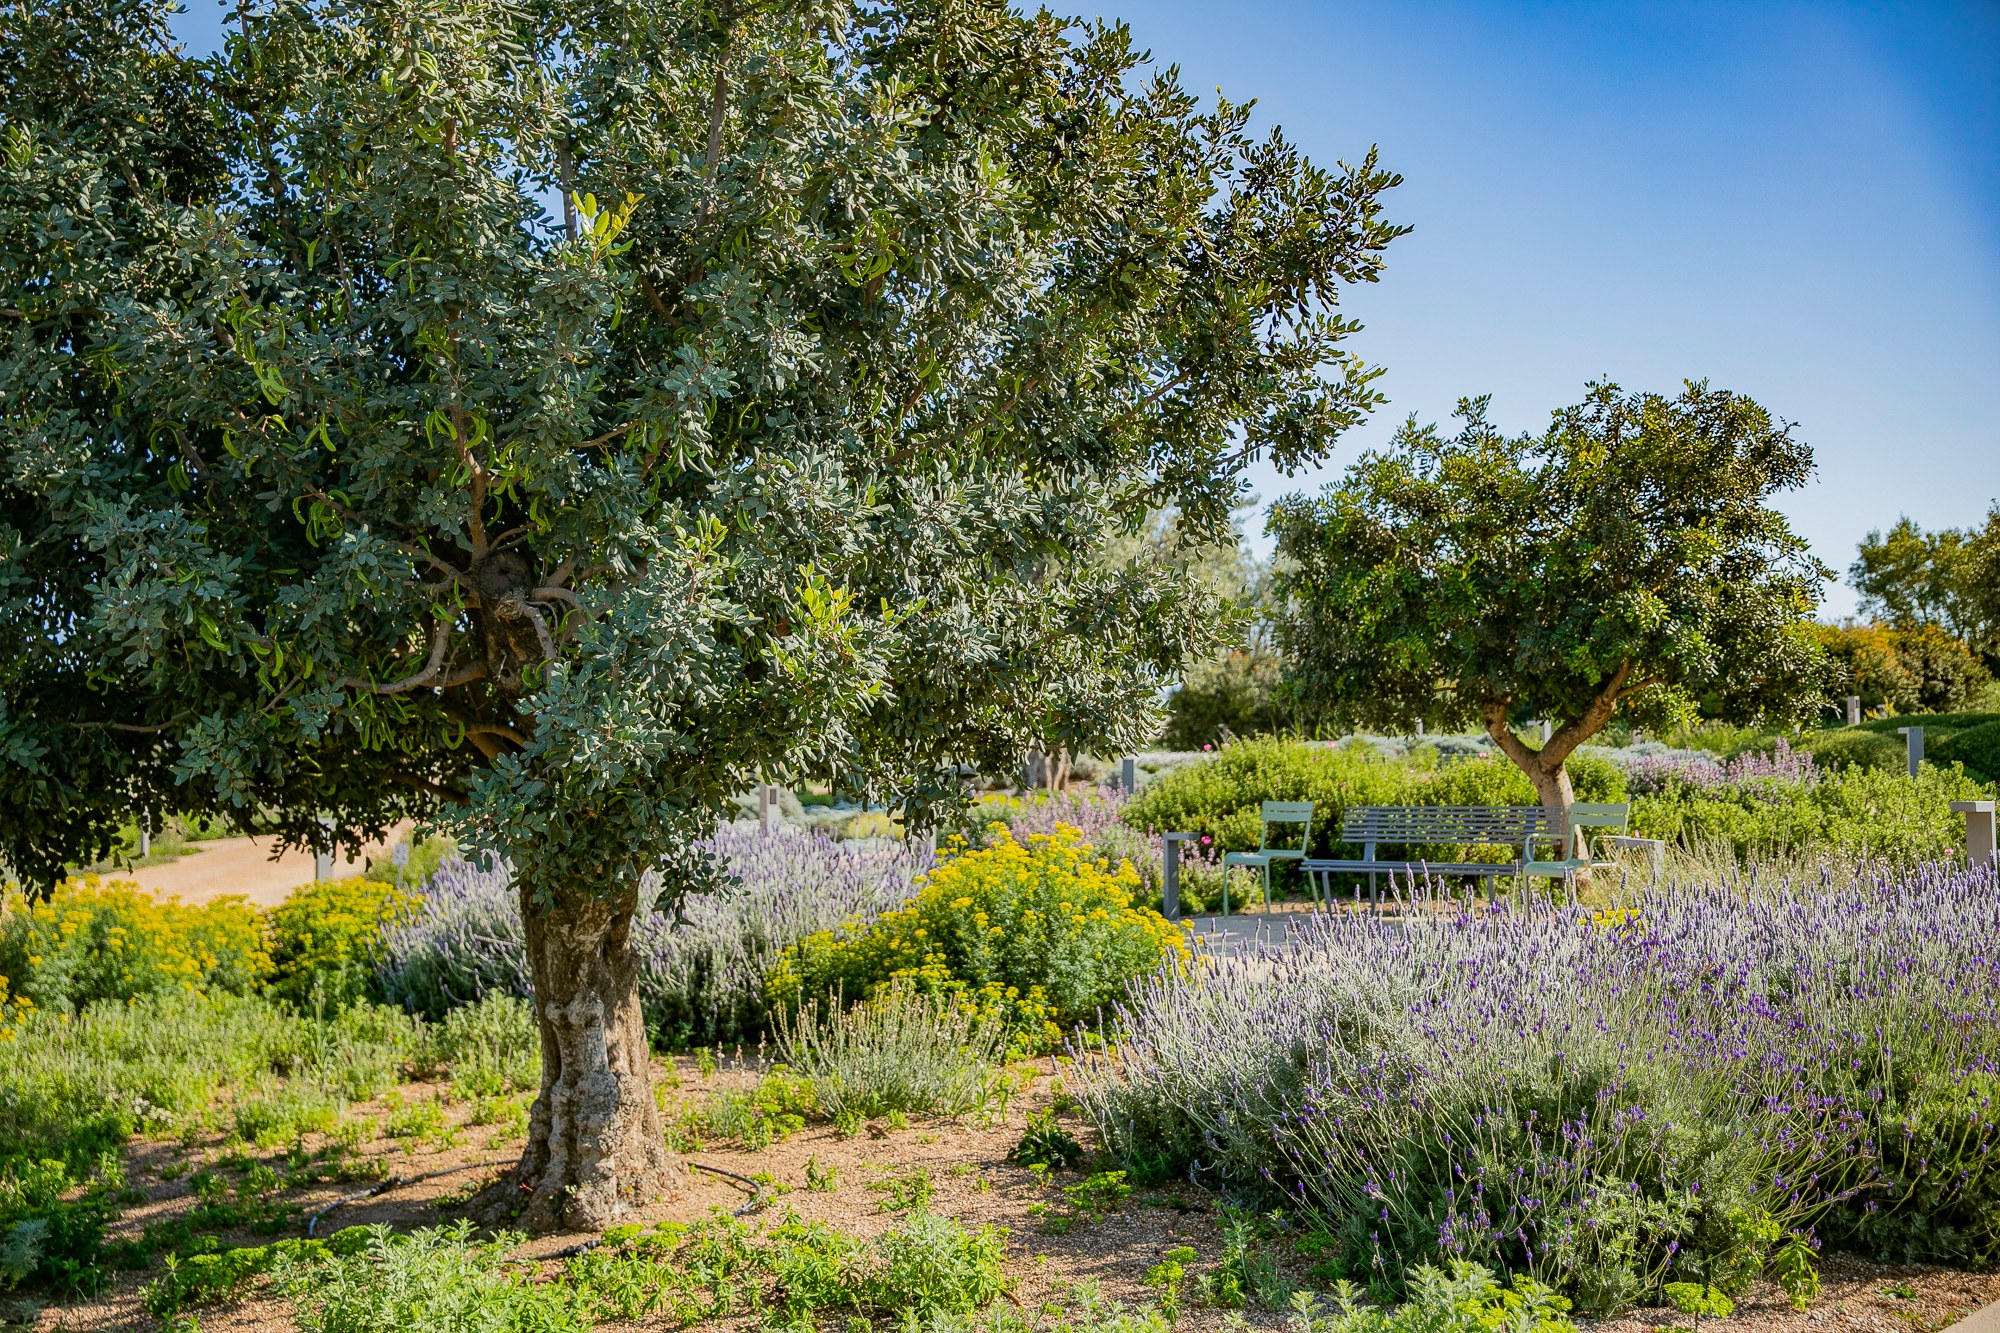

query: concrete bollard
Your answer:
[1897,726,1924,778]
[1846,696,1861,727]
[1954,801,1997,868]
[1161,832,1199,919]
[758,784,774,833]
[1120,756,1137,795]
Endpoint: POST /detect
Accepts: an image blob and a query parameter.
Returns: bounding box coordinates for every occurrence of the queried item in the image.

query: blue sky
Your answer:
[1092,0,2000,616]
[171,1,1999,616]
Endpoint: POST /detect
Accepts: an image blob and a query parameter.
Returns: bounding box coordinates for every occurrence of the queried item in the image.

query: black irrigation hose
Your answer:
[688,1159,768,1214]
[306,1160,516,1236]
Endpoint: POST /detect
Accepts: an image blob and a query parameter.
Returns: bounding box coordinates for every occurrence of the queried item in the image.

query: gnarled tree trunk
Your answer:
[484,874,677,1231]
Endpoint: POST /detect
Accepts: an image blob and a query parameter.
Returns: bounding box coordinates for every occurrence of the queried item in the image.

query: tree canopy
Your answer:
[1268,381,1829,812]
[1851,509,2000,665]
[0,0,1405,1225]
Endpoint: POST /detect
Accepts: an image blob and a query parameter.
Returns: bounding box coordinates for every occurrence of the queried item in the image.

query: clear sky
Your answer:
[169,1,1999,617]
[1090,0,2000,617]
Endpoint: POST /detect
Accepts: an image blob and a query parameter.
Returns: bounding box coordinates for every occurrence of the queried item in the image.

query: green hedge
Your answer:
[1120,739,1626,862]
[1124,739,1988,869]
[1629,763,1984,861]
[1779,712,2000,784]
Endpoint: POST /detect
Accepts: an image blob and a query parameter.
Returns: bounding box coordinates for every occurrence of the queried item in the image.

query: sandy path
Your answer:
[117,825,411,907]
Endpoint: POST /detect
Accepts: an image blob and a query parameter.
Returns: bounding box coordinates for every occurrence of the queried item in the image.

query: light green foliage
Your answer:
[1632,760,1986,860]
[1289,1262,1575,1333]
[1124,740,1624,862]
[267,878,421,1009]
[772,982,1008,1123]
[803,1157,838,1193]
[1769,1235,1821,1311]
[870,1166,936,1213]
[1144,1245,1196,1324]
[1200,1209,1292,1310]
[273,1222,589,1333]
[278,1212,1009,1330]
[421,994,540,1100]
[867,1210,1011,1320]
[1662,1283,1734,1319]
[1270,383,1830,817]
[0,993,418,1293]
[700,1067,817,1149]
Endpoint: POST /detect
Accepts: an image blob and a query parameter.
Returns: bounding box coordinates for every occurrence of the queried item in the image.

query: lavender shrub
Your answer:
[1077,860,2000,1308]
[378,827,924,1048]
[1624,736,1819,795]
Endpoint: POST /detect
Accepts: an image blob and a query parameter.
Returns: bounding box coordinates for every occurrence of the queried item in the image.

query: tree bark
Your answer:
[1480,661,1632,863]
[482,874,677,1231]
[1482,703,1584,856]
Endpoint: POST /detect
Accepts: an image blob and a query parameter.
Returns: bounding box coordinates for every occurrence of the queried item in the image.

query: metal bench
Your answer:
[1301,805,1558,911]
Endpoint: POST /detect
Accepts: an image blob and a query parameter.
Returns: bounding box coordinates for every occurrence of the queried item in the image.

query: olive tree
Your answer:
[1269,382,1829,832]
[0,0,1405,1227]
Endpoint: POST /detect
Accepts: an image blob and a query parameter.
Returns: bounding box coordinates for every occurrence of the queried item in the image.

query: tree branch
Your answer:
[1542,659,1633,768]
[336,617,480,695]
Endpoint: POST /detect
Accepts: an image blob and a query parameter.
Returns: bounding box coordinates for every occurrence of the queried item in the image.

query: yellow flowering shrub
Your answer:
[0,877,271,1012]
[767,824,1190,1049]
[268,876,422,1007]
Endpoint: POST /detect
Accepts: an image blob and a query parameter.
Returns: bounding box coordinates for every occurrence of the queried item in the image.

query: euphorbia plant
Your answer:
[0,0,1404,1226]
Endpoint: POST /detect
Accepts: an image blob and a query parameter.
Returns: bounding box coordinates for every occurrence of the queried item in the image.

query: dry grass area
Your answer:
[24,1055,2000,1333]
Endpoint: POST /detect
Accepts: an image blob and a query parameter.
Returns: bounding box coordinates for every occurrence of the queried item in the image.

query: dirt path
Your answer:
[116,825,411,907]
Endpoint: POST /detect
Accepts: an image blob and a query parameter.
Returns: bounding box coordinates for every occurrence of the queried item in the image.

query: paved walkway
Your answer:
[108,824,411,908]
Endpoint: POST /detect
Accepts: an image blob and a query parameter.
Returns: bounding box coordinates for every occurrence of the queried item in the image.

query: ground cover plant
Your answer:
[1077,858,2000,1312]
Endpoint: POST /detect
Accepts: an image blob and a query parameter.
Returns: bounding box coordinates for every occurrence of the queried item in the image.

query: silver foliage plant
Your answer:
[1076,860,2000,1310]
[379,827,924,1049]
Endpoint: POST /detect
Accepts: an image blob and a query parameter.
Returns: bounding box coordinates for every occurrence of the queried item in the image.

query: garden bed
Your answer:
[22,1056,2000,1333]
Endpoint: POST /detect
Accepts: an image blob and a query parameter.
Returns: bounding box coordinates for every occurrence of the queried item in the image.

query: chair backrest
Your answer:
[1259,801,1314,854]
[1561,803,1631,833]
[1340,805,1552,849]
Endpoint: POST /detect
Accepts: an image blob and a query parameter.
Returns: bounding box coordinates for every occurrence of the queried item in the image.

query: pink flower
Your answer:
[1203,743,1213,751]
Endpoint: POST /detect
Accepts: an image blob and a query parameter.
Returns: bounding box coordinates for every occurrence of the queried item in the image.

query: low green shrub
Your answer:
[0,878,269,1012]
[267,878,421,1009]
[866,1209,1010,1319]
[1122,740,1625,880]
[768,827,1188,1050]
[1825,1070,2000,1268]
[1630,762,1985,860]
[1290,1261,1575,1333]
[418,993,540,1099]
[772,982,1008,1122]
[273,1222,589,1333]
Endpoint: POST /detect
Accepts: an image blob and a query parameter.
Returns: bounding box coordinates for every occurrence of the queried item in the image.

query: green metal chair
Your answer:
[1519,803,1632,893]
[1221,801,1314,915]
